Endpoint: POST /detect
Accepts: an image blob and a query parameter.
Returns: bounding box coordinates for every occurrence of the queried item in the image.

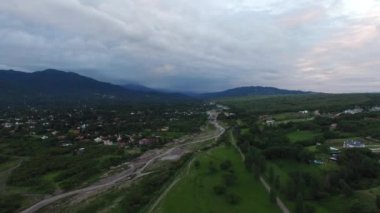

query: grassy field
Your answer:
[272,112,312,121]
[153,144,280,213]
[286,130,320,143]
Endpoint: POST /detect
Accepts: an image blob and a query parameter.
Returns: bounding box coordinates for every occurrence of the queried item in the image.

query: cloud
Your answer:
[0,0,379,92]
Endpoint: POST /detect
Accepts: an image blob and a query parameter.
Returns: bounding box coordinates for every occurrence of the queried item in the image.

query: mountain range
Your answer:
[200,86,310,99]
[0,69,310,105]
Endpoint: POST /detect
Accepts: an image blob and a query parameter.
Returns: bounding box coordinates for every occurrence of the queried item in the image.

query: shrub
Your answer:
[225,192,241,205]
[213,184,226,195]
[220,160,232,171]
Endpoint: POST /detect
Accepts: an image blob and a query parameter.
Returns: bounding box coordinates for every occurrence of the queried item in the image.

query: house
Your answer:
[41,135,49,140]
[329,147,340,154]
[103,140,113,146]
[370,106,380,112]
[343,107,363,115]
[94,137,103,143]
[139,138,157,145]
[329,123,337,131]
[313,160,324,165]
[299,110,309,114]
[265,120,275,126]
[3,123,12,128]
[160,127,169,132]
[343,139,365,148]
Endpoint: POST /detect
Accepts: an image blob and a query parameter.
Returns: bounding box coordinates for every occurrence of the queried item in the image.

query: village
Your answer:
[0,105,209,151]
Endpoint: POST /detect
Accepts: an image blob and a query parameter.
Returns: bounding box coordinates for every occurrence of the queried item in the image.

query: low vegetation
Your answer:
[154,133,280,213]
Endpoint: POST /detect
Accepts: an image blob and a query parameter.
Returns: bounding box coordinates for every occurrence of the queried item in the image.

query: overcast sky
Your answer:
[0,0,379,92]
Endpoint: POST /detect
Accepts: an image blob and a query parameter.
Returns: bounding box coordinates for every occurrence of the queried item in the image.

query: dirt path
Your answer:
[147,158,195,213]
[259,177,290,213]
[231,132,290,213]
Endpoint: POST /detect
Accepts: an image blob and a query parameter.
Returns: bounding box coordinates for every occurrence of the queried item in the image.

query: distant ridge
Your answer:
[121,84,157,93]
[200,86,311,99]
[0,69,193,106]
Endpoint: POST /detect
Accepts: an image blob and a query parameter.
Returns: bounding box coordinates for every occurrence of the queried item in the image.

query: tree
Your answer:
[223,173,237,186]
[194,160,200,169]
[274,175,281,190]
[269,189,276,203]
[252,165,260,180]
[376,195,380,210]
[304,203,316,213]
[268,167,274,183]
[349,201,367,213]
[213,184,226,195]
[295,193,304,213]
[225,192,241,205]
[220,160,232,171]
[339,180,353,197]
[208,161,217,174]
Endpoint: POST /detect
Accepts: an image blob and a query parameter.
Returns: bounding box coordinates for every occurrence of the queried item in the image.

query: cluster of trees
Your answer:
[7,142,133,192]
[220,93,380,115]
[0,193,24,213]
[209,159,241,205]
[337,113,380,139]
[232,115,380,212]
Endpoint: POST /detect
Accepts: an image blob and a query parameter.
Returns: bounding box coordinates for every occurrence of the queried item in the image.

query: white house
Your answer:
[94,137,103,143]
[343,108,363,115]
[266,120,275,126]
[370,106,380,112]
[4,123,12,128]
[343,139,365,148]
[103,140,113,146]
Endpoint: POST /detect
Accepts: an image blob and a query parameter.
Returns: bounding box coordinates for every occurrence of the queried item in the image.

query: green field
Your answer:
[153,144,280,213]
[286,130,320,143]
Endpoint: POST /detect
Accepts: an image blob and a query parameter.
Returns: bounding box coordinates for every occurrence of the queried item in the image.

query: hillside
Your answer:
[0,69,192,106]
[200,86,310,99]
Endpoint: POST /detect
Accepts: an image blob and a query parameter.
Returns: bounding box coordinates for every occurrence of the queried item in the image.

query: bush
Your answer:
[269,189,276,203]
[304,203,316,213]
[208,161,218,174]
[220,160,232,171]
[213,184,226,195]
[376,195,380,210]
[194,160,200,169]
[0,155,10,164]
[225,192,241,205]
[223,173,237,186]
[0,194,24,213]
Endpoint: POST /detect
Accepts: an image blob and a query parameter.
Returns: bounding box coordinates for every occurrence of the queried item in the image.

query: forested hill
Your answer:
[0,69,193,106]
[200,86,310,99]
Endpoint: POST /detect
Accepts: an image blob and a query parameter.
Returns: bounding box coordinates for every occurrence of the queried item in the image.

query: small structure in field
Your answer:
[343,139,365,148]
